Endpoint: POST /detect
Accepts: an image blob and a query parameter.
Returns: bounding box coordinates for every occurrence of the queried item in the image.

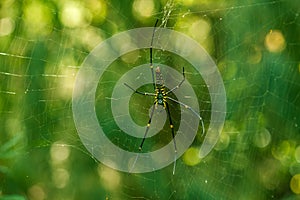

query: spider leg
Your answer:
[139,102,156,150]
[165,102,177,175]
[129,102,154,172]
[123,83,156,150]
[124,83,155,96]
[166,67,185,95]
[167,96,205,135]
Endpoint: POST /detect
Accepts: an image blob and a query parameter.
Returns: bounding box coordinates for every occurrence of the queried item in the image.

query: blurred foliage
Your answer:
[0,0,300,199]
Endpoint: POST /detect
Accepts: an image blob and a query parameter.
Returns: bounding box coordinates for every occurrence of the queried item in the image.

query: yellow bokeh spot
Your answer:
[50,142,71,164]
[190,19,211,40]
[24,1,53,36]
[60,2,92,28]
[183,147,201,166]
[87,0,107,23]
[175,17,213,53]
[132,0,155,20]
[79,27,104,50]
[0,17,15,36]
[272,140,295,166]
[98,165,121,190]
[295,146,300,163]
[290,174,300,194]
[110,32,140,65]
[264,30,286,53]
[272,140,290,159]
[58,67,77,98]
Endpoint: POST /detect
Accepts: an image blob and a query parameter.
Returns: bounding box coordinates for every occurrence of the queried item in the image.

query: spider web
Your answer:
[0,0,300,199]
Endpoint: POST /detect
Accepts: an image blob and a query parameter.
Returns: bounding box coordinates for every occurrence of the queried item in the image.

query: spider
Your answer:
[124,20,205,174]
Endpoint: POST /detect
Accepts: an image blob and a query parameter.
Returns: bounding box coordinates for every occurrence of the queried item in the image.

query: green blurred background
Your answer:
[0,0,300,199]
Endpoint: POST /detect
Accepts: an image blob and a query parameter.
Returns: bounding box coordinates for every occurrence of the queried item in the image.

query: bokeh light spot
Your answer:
[264,30,286,53]
[0,17,15,36]
[175,17,213,53]
[272,140,290,160]
[272,140,294,166]
[87,0,107,23]
[60,2,92,28]
[57,67,77,99]
[28,184,46,200]
[24,2,53,36]
[98,165,121,190]
[50,142,71,164]
[52,168,70,189]
[295,146,300,163]
[189,19,211,41]
[183,147,201,166]
[253,128,271,148]
[132,0,155,19]
[290,174,300,194]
